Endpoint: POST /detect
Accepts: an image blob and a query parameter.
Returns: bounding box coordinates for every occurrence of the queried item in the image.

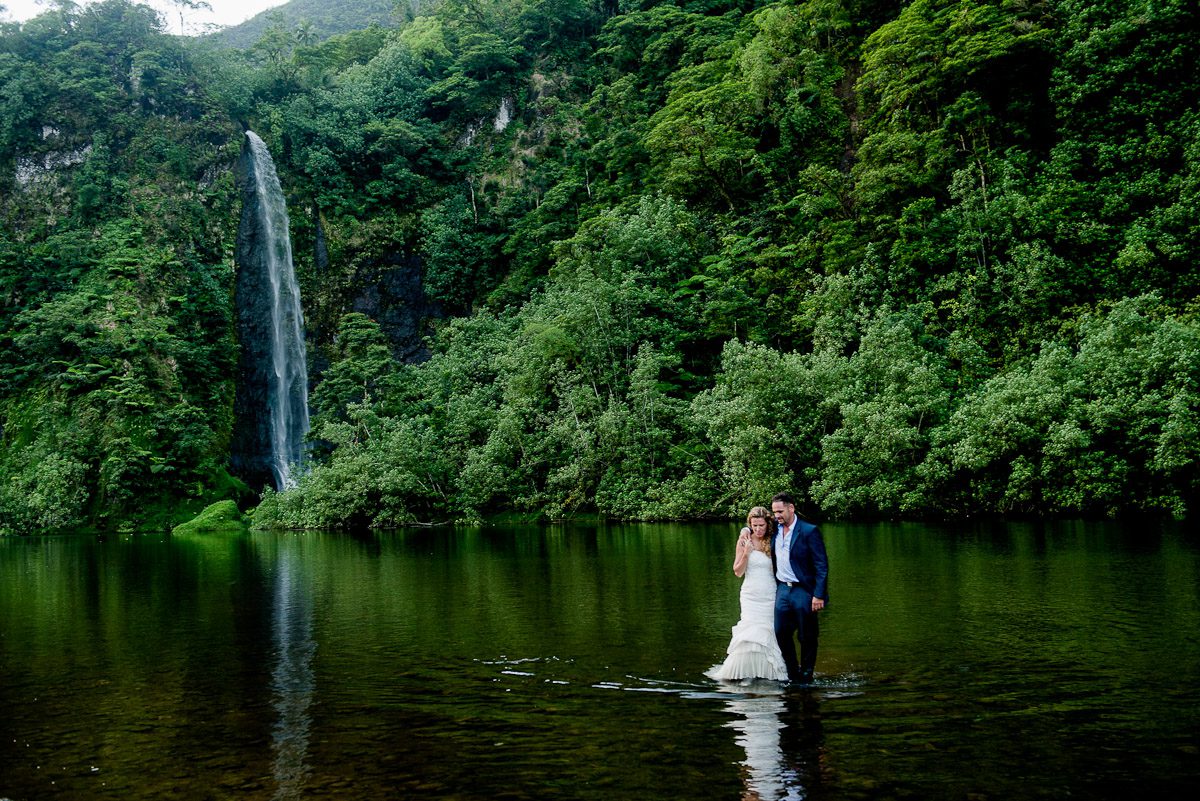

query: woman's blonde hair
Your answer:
[746,506,771,528]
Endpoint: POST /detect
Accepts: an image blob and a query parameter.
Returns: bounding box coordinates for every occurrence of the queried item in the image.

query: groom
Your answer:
[770,492,829,686]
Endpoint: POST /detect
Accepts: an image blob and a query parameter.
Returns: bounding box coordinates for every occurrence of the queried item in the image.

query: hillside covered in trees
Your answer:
[201,0,403,49]
[1,0,1198,532]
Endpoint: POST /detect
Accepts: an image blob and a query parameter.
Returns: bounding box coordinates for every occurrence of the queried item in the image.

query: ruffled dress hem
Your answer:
[705,648,787,682]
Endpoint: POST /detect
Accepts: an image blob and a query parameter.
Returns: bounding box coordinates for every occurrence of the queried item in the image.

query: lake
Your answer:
[1,521,1197,800]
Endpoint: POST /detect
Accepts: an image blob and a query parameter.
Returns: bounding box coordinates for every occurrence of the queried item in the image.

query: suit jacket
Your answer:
[771,518,830,602]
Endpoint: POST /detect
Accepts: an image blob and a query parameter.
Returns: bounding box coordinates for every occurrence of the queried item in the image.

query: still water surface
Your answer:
[1,521,1197,800]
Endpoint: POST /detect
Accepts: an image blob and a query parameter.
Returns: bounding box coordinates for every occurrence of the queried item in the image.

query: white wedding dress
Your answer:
[707,549,788,682]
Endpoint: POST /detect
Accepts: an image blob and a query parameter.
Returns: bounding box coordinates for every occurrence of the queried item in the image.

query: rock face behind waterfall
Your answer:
[231,133,310,493]
[231,141,276,493]
[307,213,438,366]
[349,252,436,364]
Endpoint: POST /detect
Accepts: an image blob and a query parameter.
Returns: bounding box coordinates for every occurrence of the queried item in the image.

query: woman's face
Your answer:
[750,517,769,537]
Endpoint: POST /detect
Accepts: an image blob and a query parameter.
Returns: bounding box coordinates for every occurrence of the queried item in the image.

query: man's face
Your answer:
[771,502,794,527]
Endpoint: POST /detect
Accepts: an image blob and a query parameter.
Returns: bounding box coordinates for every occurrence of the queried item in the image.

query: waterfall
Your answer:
[243,131,309,490]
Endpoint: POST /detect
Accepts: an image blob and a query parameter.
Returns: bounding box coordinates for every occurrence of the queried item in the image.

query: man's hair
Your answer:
[771,492,796,506]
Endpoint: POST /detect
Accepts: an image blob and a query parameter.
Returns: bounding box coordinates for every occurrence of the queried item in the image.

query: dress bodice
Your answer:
[747,549,772,567]
[742,550,777,597]
[745,548,773,576]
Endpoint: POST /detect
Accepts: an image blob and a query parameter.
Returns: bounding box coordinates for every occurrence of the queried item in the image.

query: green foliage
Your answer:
[855,0,1055,215]
[0,418,92,532]
[172,499,248,535]
[419,194,500,310]
[690,340,826,516]
[809,311,952,516]
[254,404,458,528]
[1,220,238,530]
[203,0,401,51]
[645,69,759,210]
[255,195,721,525]
[923,296,1200,518]
[0,4,242,532]
[310,312,397,430]
[7,0,1200,530]
[250,0,1200,525]
[1039,0,1200,302]
[398,13,453,75]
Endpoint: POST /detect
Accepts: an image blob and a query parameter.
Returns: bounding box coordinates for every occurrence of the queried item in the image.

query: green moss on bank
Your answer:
[172,500,249,535]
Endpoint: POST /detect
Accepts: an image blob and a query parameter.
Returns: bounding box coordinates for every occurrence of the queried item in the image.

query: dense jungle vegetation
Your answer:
[1,0,1198,532]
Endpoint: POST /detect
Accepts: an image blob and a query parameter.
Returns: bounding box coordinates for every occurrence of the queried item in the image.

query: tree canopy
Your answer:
[2,0,1198,531]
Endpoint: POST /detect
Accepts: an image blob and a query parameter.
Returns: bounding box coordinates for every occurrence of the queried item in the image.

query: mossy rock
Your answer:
[171,500,249,535]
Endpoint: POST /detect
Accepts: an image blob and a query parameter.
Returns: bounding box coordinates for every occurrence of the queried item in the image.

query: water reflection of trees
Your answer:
[723,692,823,801]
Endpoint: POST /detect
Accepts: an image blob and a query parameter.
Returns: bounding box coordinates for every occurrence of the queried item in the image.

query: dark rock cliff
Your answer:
[229,142,280,494]
[349,253,438,365]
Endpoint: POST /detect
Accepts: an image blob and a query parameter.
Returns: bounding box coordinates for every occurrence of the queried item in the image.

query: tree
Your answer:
[310,313,397,430]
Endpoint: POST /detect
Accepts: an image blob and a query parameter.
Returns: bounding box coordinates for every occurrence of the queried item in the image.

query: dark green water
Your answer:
[1,521,1197,800]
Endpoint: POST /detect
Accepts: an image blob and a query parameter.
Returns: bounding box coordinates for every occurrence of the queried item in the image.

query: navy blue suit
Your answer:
[770,518,829,683]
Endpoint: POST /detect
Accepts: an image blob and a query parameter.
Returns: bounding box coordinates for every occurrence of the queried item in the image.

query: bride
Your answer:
[707,506,788,683]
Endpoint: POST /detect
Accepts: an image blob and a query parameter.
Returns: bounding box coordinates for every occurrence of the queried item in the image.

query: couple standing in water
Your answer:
[707,492,830,686]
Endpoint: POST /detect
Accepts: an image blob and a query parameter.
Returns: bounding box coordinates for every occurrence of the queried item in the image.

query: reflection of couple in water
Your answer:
[723,692,824,801]
[707,492,830,687]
